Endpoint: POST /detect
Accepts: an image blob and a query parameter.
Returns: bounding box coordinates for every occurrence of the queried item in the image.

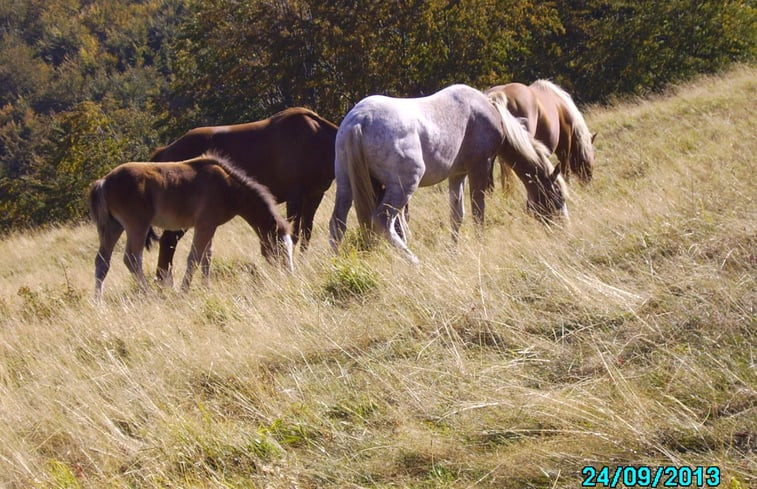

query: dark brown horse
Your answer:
[486,80,596,186]
[150,107,337,284]
[89,153,293,300]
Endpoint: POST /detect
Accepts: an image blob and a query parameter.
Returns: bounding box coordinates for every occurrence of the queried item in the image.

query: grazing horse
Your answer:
[89,153,293,300]
[329,84,568,263]
[150,107,337,284]
[486,80,596,186]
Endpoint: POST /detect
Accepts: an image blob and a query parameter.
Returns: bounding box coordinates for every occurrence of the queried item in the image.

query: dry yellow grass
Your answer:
[0,65,755,488]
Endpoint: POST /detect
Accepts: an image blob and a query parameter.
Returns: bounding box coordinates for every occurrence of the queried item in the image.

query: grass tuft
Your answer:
[321,251,381,303]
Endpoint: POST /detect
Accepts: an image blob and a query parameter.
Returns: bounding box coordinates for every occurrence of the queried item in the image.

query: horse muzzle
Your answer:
[527,201,569,225]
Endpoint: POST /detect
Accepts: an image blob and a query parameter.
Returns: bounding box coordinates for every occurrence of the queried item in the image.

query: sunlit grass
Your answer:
[0,65,755,488]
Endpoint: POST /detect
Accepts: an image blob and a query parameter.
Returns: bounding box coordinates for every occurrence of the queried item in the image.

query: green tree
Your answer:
[0,100,52,229]
[42,101,130,222]
[0,0,754,232]
[166,0,563,125]
[0,0,185,230]
[533,0,757,102]
[0,35,52,107]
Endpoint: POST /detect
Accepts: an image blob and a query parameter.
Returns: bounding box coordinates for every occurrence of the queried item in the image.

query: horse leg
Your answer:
[468,168,490,234]
[182,225,215,292]
[94,217,124,301]
[329,166,353,252]
[396,201,411,245]
[556,146,570,182]
[286,197,303,249]
[289,192,323,252]
[448,174,466,244]
[500,161,517,194]
[200,238,213,287]
[373,185,418,264]
[123,226,150,292]
[372,183,408,244]
[300,193,325,251]
[156,230,185,287]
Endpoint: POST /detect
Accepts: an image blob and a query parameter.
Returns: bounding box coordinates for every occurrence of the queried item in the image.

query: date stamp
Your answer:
[581,465,721,487]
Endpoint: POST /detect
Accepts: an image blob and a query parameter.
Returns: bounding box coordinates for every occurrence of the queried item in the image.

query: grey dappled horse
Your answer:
[329,84,569,263]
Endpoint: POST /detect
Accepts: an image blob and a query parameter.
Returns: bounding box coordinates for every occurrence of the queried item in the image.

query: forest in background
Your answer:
[0,0,754,231]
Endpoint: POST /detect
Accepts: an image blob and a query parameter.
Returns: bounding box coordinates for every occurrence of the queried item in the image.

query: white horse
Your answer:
[329,84,568,263]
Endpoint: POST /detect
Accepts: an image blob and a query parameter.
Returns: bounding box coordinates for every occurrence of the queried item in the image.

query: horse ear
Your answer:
[550,166,561,183]
[591,132,598,143]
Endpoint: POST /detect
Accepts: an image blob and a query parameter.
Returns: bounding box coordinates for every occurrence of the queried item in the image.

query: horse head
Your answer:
[569,128,596,184]
[526,166,570,223]
[260,226,294,272]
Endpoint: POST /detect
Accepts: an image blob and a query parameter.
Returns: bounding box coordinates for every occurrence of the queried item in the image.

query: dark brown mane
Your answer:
[198,152,291,233]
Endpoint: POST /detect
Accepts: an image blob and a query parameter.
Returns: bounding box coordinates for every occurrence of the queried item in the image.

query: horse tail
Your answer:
[489,91,554,175]
[89,178,111,234]
[343,124,376,231]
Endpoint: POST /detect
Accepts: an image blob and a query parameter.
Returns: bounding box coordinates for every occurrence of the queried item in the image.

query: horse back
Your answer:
[103,161,237,231]
[490,83,537,126]
[528,82,570,152]
[150,109,337,200]
[342,85,502,187]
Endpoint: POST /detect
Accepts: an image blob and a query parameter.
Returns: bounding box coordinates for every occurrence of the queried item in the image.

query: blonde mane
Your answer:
[488,91,555,176]
[532,79,594,165]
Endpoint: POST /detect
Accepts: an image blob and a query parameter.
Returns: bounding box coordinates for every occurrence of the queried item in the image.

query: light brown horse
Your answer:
[486,80,596,187]
[89,153,293,300]
[150,107,337,285]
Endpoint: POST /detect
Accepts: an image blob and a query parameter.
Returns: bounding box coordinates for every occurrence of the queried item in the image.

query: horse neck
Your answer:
[498,131,554,192]
[232,181,283,241]
[570,130,593,168]
[504,154,542,198]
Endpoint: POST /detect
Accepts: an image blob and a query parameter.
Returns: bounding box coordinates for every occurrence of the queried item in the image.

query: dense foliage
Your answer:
[0,0,754,230]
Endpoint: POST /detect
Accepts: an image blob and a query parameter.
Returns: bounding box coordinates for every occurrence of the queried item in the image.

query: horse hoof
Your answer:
[406,252,420,265]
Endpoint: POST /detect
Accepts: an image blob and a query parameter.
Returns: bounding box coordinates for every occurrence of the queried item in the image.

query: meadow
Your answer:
[0,66,754,488]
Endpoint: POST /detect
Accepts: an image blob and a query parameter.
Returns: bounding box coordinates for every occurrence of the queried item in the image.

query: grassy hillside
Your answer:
[0,66,754,488]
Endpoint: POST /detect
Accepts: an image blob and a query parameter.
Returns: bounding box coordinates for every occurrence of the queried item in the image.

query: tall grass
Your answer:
[0,65,754,488]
